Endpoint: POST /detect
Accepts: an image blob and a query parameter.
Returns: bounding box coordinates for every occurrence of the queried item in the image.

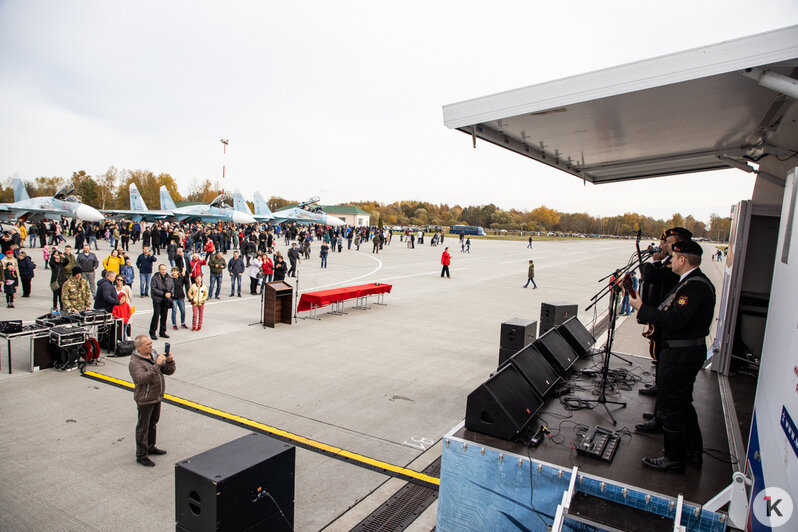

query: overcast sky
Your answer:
[1,1,797,224]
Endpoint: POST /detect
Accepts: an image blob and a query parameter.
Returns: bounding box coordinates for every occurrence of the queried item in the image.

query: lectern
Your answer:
[262,281,294,328]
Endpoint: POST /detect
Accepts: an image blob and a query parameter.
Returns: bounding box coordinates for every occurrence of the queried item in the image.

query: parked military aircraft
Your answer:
[103,183,256,224]
[232,190,274,223]
[102,183,171,222]
[231,191,344,226]
[159,186,256,224]
[0,178,104,223]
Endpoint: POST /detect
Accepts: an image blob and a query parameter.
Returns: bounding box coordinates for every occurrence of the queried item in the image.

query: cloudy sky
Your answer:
[1,1,797,223]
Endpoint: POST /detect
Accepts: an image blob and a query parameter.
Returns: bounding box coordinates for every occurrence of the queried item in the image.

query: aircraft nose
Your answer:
[326,216,345,227]
[232,211,256,224]
[76,204,105,222]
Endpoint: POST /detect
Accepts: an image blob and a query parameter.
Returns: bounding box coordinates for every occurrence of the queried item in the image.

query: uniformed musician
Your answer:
[635,227,692,434]
[630,239,715,472]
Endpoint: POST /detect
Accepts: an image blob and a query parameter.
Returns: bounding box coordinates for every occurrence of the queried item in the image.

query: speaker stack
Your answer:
[539,302,578,334]
[498,318,537,367]
[465,364,543,440]
[175,433,295,532]
[556,316,596,357]
[534,328,579,377]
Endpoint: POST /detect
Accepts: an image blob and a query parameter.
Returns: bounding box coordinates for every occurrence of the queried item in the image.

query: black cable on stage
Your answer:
[523,445,556,526]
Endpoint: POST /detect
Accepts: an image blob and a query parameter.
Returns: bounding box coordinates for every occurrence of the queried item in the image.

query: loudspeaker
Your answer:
[534,329,578,377]
[175,433,295,532]
[465,364,542,440]
[498,347,517,367]
[500,318,537,351]
[32,336,56,370]
[540,302,578,333]
[556,317,596,357]
[505,344,562,399]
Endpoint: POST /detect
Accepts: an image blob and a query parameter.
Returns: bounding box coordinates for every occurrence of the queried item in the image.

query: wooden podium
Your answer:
[262,281,294,328]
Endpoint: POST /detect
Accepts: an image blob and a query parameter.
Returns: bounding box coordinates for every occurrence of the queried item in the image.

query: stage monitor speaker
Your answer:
[540,302,578,333]
[534,329,578,377]
[556,316,596,357]
[505,344,562,399]
[500,318,537,351]
[465,364,542,440]
[175,433,295,532]
[498,347,518,368]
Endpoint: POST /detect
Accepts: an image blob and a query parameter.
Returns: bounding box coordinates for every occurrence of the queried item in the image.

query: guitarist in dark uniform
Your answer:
[635,227,691,434]
[630,240,715,472]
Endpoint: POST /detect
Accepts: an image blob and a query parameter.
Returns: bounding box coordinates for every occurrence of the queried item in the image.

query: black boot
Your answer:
[639,385,658,396]
[685,407,703,468]
[642,428,685,472]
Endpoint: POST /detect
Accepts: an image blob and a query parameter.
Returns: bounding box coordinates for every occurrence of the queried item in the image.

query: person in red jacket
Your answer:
[112,292,133,340]
[261,254,274,286]
[441,247,451,278]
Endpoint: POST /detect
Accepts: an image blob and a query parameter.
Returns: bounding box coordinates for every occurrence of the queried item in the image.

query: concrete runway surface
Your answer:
[0,235,725,531]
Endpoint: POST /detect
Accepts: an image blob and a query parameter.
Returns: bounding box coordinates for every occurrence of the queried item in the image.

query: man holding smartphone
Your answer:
[128,334,175,467]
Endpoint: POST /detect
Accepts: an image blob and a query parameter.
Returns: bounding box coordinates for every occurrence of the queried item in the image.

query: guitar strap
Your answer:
[657,275,715,311]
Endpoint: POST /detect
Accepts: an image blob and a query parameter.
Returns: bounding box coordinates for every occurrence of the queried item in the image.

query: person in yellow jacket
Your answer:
[102,248,125,275]
[187,275,209,331]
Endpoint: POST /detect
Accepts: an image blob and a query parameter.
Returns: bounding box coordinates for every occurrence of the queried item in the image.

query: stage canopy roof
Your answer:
[442,25,798,184]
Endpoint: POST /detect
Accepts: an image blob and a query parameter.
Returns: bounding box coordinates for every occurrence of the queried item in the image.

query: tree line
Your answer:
[1,167,731,241]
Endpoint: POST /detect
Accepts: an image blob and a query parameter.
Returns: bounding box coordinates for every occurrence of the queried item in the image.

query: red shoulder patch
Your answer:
[676,295,688,307]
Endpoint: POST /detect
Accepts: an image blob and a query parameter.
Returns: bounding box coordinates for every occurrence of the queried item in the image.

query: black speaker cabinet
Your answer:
[500,318,537,351]
[498,347,518,367]
[175,433,295,532]
[534,329,578,377]
[465,364,542,440]
[557,317,596,357]
[540,302,578,333]
[32,336,56,370]
[505,344,562,399]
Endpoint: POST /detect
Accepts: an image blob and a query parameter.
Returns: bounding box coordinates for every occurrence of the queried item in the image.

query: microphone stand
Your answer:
[580,284,627,425]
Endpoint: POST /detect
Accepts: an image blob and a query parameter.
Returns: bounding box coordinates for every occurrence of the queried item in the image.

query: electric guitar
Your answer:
[633,229,661,361]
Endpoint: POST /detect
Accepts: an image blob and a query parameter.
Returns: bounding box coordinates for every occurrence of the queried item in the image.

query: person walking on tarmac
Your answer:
[630,240,715,472]
[441,247,451,278]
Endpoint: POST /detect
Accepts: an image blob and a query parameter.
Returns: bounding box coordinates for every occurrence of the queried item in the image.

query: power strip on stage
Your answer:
[576,425,621,463]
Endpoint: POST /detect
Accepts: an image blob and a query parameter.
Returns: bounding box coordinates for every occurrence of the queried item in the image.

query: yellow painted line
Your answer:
[83,371,440,487]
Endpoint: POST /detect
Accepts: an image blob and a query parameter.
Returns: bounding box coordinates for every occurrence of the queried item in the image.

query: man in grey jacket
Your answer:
[76,244,99,296]
[128,334,175,466]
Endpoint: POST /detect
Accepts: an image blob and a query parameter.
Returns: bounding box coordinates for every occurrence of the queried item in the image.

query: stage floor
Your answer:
[454,352,734,506]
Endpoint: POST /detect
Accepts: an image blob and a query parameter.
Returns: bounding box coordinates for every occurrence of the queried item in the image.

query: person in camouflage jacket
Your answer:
[61,266,92,312]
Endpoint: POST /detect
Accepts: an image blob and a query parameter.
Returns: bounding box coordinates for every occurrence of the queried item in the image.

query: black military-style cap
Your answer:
[664,227,692,240]
[671,240,703,256]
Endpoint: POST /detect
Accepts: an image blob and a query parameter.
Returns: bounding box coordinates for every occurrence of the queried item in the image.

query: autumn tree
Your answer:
[72,170,100,206]
[98,166,118,209]
[33,176,65,197]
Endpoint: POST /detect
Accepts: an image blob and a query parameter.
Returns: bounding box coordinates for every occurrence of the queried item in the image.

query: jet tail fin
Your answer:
[129,183,148,211]
[253,191,273,216]
[12,178,29,202]
[232,190,253,214]
[159,186,177,211]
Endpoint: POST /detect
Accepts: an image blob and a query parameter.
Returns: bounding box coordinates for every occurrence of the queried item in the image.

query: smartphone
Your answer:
[164,343,171,355]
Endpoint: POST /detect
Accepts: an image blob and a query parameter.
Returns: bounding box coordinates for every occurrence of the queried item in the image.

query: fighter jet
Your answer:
[0,178,104,223]
[232,190,274,223]
[269,194,345,226]
[159,186,256,224]
[102,183,172,222]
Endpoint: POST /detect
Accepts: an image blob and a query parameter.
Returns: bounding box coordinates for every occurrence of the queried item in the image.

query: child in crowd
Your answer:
[112,292,133,339]
[4,261,18,308]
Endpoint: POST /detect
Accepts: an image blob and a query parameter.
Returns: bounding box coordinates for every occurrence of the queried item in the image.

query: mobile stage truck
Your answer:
[440,25,798,531]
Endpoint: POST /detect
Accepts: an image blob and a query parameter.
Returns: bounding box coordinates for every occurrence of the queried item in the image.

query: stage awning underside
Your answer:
[442,25,798,184]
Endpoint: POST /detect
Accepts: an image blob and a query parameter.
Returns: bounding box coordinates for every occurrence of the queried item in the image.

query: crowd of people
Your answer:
[1,219,452,339]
